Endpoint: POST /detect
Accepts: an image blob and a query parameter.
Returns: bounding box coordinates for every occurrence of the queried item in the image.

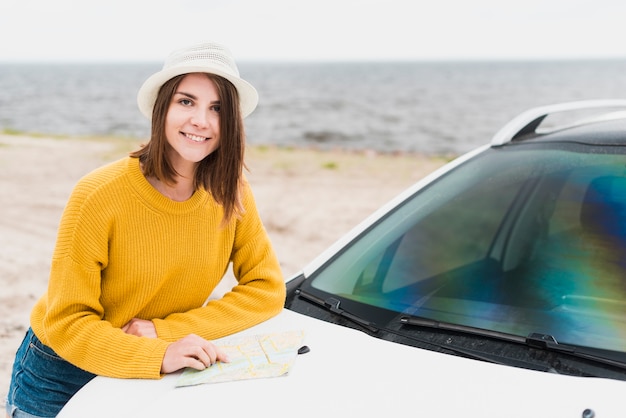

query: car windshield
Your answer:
[307,142,626,354]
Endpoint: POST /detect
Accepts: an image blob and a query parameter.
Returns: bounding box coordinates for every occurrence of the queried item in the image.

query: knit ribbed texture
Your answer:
[30,157,285,379]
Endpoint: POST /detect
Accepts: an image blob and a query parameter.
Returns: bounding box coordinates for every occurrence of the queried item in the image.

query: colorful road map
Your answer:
[176,330,306,387]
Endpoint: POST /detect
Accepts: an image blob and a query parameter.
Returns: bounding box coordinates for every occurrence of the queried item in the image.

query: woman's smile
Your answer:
[183,132,210,142]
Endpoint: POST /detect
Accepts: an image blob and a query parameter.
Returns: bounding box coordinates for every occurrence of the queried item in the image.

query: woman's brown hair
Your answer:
[130,73,246,222]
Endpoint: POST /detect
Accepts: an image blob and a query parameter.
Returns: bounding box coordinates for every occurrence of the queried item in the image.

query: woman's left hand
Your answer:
[122,318,157,338]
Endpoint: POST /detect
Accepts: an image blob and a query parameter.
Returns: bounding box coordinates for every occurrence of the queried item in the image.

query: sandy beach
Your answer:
[0,134,447,407]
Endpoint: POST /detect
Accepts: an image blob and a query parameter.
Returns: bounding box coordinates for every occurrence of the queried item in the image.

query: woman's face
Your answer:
[164,73,221,173]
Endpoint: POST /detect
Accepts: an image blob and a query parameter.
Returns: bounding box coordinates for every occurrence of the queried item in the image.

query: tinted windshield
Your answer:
[308,143,626,353]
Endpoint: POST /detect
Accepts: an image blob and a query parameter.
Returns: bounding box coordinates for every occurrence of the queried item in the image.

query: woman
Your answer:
[5,41,286,417]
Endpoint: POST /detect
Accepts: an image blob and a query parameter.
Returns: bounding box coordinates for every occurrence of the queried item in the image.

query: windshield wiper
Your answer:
[396,314,557,370]
[294,293,553,370]
[400,314,626,371]
[526,333,626,369]
[295,289,379,333]
[399,315,526,344]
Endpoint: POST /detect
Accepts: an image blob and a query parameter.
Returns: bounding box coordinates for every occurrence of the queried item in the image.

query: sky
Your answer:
[1,0,625,63]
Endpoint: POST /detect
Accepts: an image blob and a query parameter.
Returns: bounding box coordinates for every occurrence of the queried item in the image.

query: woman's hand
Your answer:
[122,318,157,338]
[161,334,230,374]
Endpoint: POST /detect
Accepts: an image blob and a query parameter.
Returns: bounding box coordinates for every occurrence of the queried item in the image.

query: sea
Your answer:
[2,59,626,155]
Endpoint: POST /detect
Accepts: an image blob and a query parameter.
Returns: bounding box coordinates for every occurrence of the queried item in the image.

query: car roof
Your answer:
[529,117,626,146]
[491,100,626,147]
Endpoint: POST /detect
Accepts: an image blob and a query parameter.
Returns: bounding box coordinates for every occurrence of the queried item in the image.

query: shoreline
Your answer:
[0,128,457,158]
[0,133,449,406]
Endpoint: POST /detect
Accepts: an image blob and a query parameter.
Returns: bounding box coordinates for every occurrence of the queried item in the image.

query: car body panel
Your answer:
[60,308,623,417]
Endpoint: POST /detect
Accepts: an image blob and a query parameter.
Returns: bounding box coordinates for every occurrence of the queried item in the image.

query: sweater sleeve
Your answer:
[33,176,170,379]
[153,182,286,341]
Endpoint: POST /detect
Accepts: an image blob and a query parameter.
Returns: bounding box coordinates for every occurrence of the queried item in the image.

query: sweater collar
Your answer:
[126,157,210,214]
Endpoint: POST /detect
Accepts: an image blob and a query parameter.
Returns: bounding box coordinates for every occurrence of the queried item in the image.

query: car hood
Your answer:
[60,308,625,418]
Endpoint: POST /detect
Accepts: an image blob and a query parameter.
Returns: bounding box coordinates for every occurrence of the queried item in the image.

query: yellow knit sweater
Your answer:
[30,157,285,379]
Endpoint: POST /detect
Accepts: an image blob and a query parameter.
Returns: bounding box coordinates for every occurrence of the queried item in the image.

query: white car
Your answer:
[60,101,626,417]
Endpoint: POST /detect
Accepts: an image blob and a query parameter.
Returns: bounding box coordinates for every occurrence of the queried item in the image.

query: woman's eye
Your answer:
[179,99,193,106]
[211,105,221,113]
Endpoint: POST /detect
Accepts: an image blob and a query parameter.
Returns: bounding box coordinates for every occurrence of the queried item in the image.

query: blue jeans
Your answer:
[5,328,95,417]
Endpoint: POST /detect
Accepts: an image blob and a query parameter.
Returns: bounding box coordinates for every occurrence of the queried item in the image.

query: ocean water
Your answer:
[1,60,626,155]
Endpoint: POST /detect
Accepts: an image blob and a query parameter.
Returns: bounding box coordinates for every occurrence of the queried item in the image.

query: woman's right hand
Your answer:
[161,334,230,374]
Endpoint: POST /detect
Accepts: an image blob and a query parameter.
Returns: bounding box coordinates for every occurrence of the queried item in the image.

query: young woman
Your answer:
[5,41,286,417]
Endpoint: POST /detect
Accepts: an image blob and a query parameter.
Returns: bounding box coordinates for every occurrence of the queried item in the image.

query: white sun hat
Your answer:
[137,41,259,119]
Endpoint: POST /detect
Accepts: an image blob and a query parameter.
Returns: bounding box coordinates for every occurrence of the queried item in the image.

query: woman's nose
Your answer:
[191,109,210,128]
